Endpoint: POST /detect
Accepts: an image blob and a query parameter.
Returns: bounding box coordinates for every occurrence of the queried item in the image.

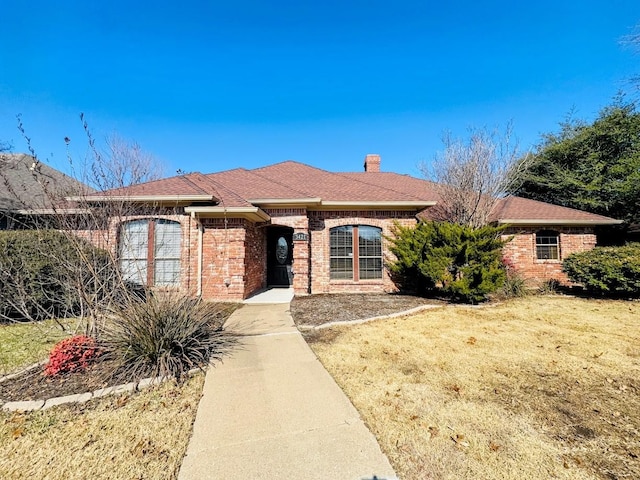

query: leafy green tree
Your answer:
[512,100,640,225]
[388,221,508,303]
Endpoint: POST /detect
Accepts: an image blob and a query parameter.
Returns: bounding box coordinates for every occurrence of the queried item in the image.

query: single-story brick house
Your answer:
[79,154,621,301]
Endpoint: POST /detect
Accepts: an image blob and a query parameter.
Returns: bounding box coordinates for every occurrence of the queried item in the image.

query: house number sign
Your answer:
[292,232,308,242]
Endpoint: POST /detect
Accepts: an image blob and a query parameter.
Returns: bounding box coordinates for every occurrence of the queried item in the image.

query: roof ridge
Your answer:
[187,172,252,207]
[179,173,215,196]
[246,164,319,198]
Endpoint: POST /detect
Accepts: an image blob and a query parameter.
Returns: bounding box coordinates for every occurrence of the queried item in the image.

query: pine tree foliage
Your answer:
[512,100,640,225]
[388,221,508,303]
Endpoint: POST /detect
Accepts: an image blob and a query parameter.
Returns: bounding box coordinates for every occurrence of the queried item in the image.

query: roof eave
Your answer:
[184,206,271,223]
[497,219,624,226]
[315,200,436,210]
[66,194,217,205]
[248,197,322,207]
[14,208,92,215]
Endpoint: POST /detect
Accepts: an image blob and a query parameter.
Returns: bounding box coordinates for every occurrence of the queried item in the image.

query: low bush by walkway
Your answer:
[307,296,640,480]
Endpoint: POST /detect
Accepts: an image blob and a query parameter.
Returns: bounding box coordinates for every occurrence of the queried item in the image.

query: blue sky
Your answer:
[1,1,639,178]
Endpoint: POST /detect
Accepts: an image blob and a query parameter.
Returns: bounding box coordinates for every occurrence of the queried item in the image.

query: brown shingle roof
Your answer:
[205,166,310,200]
[87,158,622,225]
[339,171,442,202]
[250,161,429,202]
[490,196,622,225]
[87,174,214,199]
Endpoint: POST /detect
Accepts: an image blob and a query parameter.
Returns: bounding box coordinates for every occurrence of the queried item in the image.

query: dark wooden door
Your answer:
[267,228,293,287]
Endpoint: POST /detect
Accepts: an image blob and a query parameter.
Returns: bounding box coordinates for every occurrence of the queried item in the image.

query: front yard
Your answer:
[0,315,212,480]
[305,296,640,480]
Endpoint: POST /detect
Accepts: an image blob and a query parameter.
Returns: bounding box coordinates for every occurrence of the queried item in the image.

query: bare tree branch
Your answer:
[422,124,528,228]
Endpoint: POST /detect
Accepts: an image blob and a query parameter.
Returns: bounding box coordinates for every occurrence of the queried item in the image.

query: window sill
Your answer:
[329,279,384,284]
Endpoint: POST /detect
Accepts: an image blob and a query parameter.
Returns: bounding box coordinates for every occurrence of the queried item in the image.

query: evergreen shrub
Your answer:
[563,243,640,297]
[388,221,508,303]
[0,230,112,321]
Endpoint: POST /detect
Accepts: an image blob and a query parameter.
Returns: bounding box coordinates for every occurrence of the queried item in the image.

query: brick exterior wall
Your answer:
[243,221,267,298]
[199,218,252,301]
[308,210,417,294]
[501,226,597,286]
[86,212,601,301]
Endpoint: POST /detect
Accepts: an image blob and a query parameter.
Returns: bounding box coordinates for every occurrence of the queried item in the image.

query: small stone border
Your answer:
[297,303,444,331]
[0,367,201,413]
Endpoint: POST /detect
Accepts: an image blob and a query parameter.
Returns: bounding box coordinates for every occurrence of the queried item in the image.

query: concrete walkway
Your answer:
[178,300,397,480]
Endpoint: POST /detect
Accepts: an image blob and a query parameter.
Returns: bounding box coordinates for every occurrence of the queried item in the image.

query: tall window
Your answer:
[330,225,382,280]
[536,230,559,260]
[120,219,181,286]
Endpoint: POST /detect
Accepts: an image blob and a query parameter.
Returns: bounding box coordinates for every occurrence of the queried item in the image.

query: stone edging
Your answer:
[0,367,201,413]
[297,303,444,331]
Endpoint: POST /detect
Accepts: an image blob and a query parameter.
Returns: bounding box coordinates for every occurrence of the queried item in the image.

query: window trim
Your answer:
[535,230,560,261]
[330,225,383,281]
[120,218,182,287]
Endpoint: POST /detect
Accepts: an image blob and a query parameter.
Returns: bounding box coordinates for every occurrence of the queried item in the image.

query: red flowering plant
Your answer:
[44,335,103,376]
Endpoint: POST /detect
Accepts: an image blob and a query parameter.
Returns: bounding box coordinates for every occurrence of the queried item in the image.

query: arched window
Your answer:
[330,225,382,280]
[536,230,559,260]
[120,219,181,286]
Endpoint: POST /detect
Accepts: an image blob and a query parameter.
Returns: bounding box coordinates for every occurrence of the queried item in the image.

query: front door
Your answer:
[267,228,293,287]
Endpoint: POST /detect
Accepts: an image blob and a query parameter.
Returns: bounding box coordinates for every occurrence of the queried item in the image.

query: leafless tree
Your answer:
[422,124,528,228]
[621,24,640,92]
[0,115,168,335]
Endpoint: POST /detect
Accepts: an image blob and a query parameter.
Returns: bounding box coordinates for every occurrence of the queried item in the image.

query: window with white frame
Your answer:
[330,225,382,280]
[536,230,559,260]
[120,219,181,286]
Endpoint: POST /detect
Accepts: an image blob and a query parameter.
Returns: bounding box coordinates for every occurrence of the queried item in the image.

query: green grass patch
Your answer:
[0,320,73,376]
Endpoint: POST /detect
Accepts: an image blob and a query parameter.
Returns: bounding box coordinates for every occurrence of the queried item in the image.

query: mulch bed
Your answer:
[0,358,134,402]
[290,293,444,327]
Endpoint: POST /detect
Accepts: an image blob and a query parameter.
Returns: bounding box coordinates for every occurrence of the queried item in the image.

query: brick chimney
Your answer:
[363,154,381,172]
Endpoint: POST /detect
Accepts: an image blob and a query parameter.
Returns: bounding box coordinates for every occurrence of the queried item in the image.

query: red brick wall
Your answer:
[501,226,597,285]
[243,221,267,298]
[84,213,602,300]
[308,210,417,294]
[198,218,249,301]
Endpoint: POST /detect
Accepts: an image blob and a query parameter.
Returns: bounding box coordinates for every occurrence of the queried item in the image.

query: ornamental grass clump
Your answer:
[101,293,238,381]
[44,335,102,376]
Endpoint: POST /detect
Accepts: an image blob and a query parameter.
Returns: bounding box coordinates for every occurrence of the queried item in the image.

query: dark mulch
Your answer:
[290,293,444,327]
[0,357,133,402]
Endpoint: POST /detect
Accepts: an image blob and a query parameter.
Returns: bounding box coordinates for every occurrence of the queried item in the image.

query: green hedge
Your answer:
[388,221,508,303]
[0,230,112,321]
[563,243,640,297]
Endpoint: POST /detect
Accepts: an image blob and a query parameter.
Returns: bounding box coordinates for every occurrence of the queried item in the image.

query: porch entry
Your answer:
[267,227,293,287]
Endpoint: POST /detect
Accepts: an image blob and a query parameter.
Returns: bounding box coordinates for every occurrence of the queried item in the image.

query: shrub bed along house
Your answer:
[563,243,640,297]
[0,230,112,322]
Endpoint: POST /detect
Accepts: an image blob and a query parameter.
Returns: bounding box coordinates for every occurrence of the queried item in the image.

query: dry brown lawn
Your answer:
[307,296,640,480]
[0,374,204,480]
